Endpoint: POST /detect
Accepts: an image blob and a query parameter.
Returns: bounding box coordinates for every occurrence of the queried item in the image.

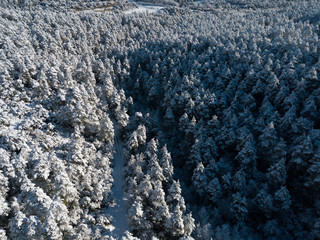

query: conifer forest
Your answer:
[1,0,320,239]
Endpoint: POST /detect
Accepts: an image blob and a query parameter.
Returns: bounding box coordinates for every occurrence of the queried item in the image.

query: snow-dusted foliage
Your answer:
[1,0,137,12]
[1,0,320,239]
[0,4,121,239]
[124,135,194,239]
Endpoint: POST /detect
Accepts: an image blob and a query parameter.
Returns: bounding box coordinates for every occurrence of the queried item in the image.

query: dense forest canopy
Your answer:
[0,0,320,239]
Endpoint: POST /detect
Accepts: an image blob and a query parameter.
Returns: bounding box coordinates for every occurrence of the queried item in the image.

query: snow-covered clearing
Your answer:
[74,2,165,15]
[106,129,129,239]
[123,4,164,14]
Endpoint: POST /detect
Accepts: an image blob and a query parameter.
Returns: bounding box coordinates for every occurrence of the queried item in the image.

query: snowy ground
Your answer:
[75,2,165,14]
[123,4,164,14]
[105,130,129,239]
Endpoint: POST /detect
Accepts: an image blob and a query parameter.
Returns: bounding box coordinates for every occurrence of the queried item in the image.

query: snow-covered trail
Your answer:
[106,130,129,238]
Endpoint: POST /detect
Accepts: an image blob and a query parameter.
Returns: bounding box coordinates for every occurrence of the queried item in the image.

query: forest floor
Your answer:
[105,129,129,239]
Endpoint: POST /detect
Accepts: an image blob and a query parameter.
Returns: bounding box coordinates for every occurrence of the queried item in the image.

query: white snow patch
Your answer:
[74,3,165,15]
[124,5,164,15]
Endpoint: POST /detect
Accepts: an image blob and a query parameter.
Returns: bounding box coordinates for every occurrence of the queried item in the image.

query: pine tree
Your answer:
[258,122,278,155]
[145,139,158,160]
[98,113,114,142]
[10,211,43,240]
[232,192,248,222]
[128,131,139,152]
[306,153,320,188]
[128,196,144,231]
[138,175,153,200]
[149,182,170,228]
[267,158,286,186]
[0,170,10,218]
[301,95,318,120]
[167,180,182,204]
[159,145,174,181]
[274,186,291,211]
[206,178,222,204]
[179,113,190,133]
[192,162,207,196]
[166,204,184,238]
[183,213,195,237]
[235,133,257,168]
[164,107,175,127]
[255,189,273,217]
[148,154,166,183]
[136,125,147,146]
[289,134,313,176]
[0,229,6,240]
